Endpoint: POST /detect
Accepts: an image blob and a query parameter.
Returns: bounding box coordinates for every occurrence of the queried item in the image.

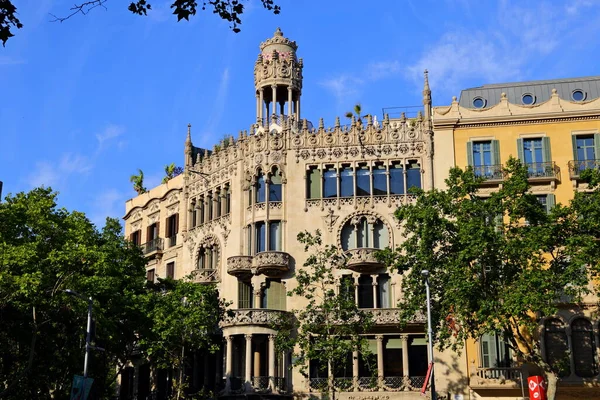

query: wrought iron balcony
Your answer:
[226,255,253,278]
[220,309,291,328]
[253,251,291,276]
[568,159,600,180]
[141,238,163,255]
[345,248,384,272]
[470,367,522,389]
[472,164,504,182]
[525,161,560,181]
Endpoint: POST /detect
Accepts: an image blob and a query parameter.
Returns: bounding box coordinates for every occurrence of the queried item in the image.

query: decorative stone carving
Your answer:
[345,248,384,273]
[322,208,339,232]
[253,251,291,276]
[148,201,160,213]
[221,309,291,328]
[227,255,253,278]
[166,203,179,216]
[147,211,160,224]
[191,268,219,283]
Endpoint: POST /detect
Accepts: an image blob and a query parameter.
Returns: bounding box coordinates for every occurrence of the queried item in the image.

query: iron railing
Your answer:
[333,377,354,391]
[472,164,504,181]
[141,238,163,255]
[476,367,521,381]
[568,159,600,179]
[273,377,287,392]
[525,161,560,180]
[309,377,328,391]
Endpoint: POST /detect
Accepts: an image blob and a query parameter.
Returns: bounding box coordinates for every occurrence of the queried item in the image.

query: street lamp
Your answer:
[421,270,436,400]
[65,289,94,378]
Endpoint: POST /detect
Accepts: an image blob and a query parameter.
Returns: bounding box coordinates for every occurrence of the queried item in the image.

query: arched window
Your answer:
[198,244,219,271]
[341,215,389,251]
[269,168,282,202]
[544,318,570,377]
[572,318,598,377]
[256,170,266,203]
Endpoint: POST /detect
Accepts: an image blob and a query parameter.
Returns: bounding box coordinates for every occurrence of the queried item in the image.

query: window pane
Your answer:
[270,170,282,201]
[357,218,367,248]
[269,221,281,251]
[255,222,266,253]
[358,275,374,308]
[356,167,370,196]
[372,220,388,249]
[377,274,391,308]
[323,169,337,198]
[340,167,353,197]
[256,174,266,203]
[545,319,570,377]
[390,164,404,194]
[372,166,387,195]
[572,319,598,377]
[407,163,421,190]
[341,222,355,251]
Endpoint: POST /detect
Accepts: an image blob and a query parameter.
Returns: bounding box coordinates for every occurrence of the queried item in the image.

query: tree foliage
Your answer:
[275,230,374,396]
[0,0,281,46]
[0,188,227,399]
[130,168,147,194]
[162,163,184,184]
[378,157,600,400]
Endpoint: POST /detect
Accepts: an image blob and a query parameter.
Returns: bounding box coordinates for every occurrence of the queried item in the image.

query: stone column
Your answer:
[287,87,293,117]
[268,335,276,389]
[376,335,384,388]
[225,335,233,390]
[245,335,253,386]
[204,198,210,223]
[272,85,277,116]
[254,349,261,380]
[254,287,262,309]
[371,274,378,308]
[400,335,409,379]
[354,275,359,307]
[259,89,264,122]
[256,93,260,122]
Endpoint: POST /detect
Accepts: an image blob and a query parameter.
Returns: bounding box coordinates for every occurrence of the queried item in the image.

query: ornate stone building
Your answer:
[123,29,464,400]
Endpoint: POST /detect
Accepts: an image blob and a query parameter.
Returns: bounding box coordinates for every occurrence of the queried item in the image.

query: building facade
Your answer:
[123,29,465,400]
[433,77,600,399]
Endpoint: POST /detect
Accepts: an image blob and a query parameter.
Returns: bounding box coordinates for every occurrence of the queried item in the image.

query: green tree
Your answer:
[344,103,368,125]
[162,163,184,184]
[378,158,598,400]
[0,187,149,399]
[130,168,147,194]
[141,277,228,399]
[0,0,281,46]
[275,230,374,400]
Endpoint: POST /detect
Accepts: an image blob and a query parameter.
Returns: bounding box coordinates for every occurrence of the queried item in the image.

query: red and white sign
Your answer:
[527,376,547,400]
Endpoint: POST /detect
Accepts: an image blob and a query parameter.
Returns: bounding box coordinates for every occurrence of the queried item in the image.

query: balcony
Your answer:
[253,251,291,276]
[141,237,163,256]
[366,308,426,325]
[473,164,504,183]
[470,367,522,389]
[227,255,253,278]
[220,309,291,328]
[568,159,600,180]
[191,268,219,283]
[525,161,560,181]
[345,248,384,272]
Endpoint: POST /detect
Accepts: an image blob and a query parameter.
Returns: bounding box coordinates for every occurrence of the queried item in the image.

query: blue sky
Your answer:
[1,0,600,227]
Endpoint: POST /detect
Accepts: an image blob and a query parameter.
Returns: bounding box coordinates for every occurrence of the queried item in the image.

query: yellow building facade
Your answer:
[433,77,600,399]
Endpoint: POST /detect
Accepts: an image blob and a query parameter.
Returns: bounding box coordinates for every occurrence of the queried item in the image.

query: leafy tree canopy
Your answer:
[0,0,281,46]
[378,157,600,400]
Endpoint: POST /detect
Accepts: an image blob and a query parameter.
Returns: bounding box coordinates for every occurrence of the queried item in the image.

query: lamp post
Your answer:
[65,289,93,378]
[421,270,436,400]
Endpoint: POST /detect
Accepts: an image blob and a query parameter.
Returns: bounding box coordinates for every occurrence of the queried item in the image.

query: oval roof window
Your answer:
[522,93,535,105]
[472,97,486,109]
[572,89,586,102]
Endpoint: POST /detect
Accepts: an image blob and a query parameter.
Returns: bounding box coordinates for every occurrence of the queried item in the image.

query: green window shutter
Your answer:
[594,134,600,160]
[572,135,579,161]
[266,281,285,310]
[467,142,474,166]
[546,194,556,213]
[516,138,524,162]
[491,140,501,166]
[308,168,322,199]
[542,137,552,163]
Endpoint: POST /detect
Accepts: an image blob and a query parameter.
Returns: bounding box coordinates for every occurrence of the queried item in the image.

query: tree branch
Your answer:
[49,0,109,23]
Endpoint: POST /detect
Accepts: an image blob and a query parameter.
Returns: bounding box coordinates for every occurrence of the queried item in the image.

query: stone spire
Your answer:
[185,123,193,167]
[422,70,432,130]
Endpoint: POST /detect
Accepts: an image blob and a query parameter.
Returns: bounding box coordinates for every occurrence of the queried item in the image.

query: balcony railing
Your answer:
[141,238,163,255]
[253,251,291,276]
[525,161,560,180]
[470,367,522,388]
[568,159,600,179]
[251,376,270,393]
[308,376,427,392]
[472,164,504,182]
[227,255,253,278]
[345,248,384,272]
[220,309,291,328]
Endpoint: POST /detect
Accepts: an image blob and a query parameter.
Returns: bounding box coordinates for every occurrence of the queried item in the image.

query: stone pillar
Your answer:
[371,274,378,308]
[225,335,233,390]
[272,85,277,116]
[204,198,210,223]
[376,335,384,388]
[245,335,253,385]
[259,89,264,122]
[256,93,260,122]
[354,275,359,307]
[254,288,262,309]
[254,350,261,379]
[400,335,409,378]
[287,87,293,117]
[268,335,276,388]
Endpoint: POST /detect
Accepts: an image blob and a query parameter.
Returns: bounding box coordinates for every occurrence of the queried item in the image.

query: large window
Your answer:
[341,215,389,251]
[544,319,570,377]
[323,168,337,198]
[480,333,512,369]
[572,318,598,377]
[165,214,179,247]
[372,164,387,195]
[340,166,353,197]
[389,163,404,195]
[406,162,421,191]
[468,140,501,179]
[238,280,253,308]
[575,135,597,161]
[376,274,392,308]
[166,261,175,279]
[269,168,282,201]
[198,245,219,270]
[268,221,282,251]
[249,220,282,254]
[517,137,552,177]
[261,279,286,310]
[256,171,266,203]
[356,166,370,196]
[357,275,374,308]
[130,230,141,246]
[255,222,266,253]
[307,167,321,199]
